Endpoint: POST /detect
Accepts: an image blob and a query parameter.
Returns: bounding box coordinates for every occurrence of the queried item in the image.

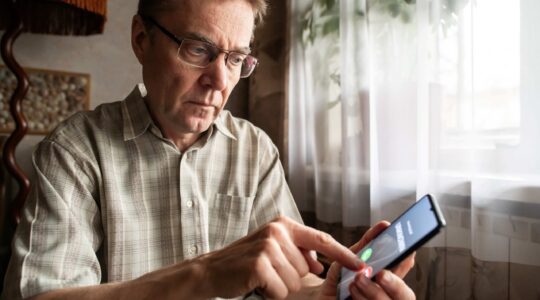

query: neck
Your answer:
[165,129,202,152]
[154,117,206,152]
[144,101,205,152]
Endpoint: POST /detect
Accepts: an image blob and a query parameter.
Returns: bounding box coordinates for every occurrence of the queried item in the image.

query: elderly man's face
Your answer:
[133,0,255,140]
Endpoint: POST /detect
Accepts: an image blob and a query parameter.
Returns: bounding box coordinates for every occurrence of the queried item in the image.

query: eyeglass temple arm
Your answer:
[139,14,184,45]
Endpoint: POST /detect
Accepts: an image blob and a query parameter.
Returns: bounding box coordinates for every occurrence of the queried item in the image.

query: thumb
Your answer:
[301,249,324,274]
[319,262,342,297]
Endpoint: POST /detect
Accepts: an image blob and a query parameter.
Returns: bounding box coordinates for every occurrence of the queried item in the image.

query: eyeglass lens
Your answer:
[178,39,257,78]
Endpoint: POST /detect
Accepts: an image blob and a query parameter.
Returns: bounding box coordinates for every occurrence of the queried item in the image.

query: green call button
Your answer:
[360,248,373,262]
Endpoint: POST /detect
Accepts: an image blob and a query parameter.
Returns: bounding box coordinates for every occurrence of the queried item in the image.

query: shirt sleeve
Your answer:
[2,139,103,300]
[248,132,303,232]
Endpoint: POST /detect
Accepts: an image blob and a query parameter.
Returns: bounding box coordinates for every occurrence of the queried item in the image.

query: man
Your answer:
[2,0,415,299]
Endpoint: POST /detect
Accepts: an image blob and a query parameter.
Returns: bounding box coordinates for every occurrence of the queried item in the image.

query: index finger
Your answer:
[285,219,362,271]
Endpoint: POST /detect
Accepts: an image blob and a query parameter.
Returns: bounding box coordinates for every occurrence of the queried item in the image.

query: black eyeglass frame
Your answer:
[140,15,258,78]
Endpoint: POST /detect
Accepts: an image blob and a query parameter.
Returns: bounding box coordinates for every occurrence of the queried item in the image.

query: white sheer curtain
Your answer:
[288,0,540,298]
[289,0,371,228]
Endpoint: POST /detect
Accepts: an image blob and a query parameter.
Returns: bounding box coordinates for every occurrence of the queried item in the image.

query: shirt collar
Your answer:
[214,112,237,141]
[121,84,153,141]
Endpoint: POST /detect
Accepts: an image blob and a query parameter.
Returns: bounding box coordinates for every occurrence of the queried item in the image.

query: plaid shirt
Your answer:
[2,84,301,299]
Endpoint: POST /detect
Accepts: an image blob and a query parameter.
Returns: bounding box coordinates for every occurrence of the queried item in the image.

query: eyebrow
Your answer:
[182,31,252,54]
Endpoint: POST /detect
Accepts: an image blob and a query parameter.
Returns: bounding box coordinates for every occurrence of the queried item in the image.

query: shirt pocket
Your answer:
[208,194,254,250]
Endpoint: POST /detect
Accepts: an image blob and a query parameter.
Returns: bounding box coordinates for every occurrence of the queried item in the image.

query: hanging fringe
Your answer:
[58,0,107,17]
[0,0,108,36]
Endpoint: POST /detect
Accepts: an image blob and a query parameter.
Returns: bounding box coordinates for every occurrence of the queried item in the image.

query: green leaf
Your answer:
[322,16,340,36]
[388,2,401,17]
[329,72,341,86]
[323,0,337,11]
[400,9,411,23]
[327,96,341,110]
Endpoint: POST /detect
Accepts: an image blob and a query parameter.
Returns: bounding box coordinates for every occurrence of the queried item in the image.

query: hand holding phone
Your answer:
[337,194,446,300]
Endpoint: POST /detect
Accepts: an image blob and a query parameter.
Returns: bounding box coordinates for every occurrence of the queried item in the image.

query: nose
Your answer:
[199,53,228,91]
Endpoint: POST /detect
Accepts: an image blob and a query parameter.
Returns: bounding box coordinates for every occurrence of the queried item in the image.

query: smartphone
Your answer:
[337,194,446,300]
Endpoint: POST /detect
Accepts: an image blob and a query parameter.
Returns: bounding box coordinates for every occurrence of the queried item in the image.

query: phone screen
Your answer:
[337,194,445,300]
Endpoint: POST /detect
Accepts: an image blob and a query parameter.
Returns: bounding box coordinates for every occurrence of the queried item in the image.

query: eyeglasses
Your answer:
[141,15,258,78]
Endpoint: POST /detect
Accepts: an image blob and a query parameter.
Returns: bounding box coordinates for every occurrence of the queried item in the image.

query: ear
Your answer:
[131,15,149,64]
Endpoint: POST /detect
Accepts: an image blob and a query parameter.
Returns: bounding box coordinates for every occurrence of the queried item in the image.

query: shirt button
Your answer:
[186,200,193,208]
[189,245,197,255]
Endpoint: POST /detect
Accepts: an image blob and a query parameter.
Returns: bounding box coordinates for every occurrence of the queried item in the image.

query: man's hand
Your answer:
[319,221,416,300]
[198,216,362,299]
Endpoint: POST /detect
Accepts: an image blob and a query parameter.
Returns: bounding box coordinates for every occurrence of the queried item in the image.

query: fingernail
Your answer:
[309,250,318,261]
[355,259,367,270]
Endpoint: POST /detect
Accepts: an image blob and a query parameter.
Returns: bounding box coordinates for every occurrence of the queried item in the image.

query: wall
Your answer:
[0,0,142,178]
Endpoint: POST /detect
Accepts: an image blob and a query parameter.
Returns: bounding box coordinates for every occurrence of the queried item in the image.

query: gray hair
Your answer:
[137,0,268,25]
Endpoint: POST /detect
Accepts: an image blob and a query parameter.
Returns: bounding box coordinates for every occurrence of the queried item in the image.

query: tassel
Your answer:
[7,0,109,36]
[58,0,107,17]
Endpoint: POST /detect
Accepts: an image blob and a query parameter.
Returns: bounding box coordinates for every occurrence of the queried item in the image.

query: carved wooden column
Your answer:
[0,0,31,225]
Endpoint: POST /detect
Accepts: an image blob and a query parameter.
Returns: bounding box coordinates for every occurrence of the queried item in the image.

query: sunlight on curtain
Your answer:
[289,0,540,298]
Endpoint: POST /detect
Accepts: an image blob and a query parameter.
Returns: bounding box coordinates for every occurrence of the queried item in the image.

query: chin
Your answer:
[185,118,213,133]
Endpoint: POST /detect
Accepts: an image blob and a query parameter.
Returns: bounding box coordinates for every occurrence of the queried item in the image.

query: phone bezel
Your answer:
[381,194,446,270]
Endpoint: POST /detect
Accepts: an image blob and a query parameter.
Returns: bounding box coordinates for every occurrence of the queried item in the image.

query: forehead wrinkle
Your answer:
[169,0,254,51]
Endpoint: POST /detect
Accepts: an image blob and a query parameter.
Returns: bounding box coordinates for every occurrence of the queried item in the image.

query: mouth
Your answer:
[187,101,214,109]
